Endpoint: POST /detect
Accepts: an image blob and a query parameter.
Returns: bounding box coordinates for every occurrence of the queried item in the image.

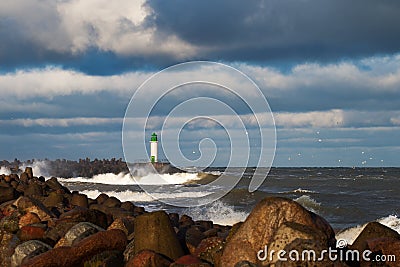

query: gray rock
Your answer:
[11,240,51,267]
[55,222,104,247]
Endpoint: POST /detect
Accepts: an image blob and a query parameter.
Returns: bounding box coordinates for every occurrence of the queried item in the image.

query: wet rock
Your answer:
[18,225,46,241]
[203,228,220,238]
[194,236,225,266]
[274,238,338,267]
[23,229,127,267]
[0,187,18,204]
[219,197,335,267]
[186,226,206,254]
[351,222,400,252]
[0,230,21,267]
[55,221,104,247]
[103,196,121,208]
[19,212,41,228]
[266,221,331,265]
[24,167,33,179]
[107,216,135,237]
[71,193,89,208]
[11,240,51,267]
[125,249,172,267]
[13,196,54,221]
[134,210,184,260]
[0,212,20,233]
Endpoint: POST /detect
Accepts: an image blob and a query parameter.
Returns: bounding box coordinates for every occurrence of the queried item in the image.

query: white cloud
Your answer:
[0,0,197,58]
[0,117,122,127]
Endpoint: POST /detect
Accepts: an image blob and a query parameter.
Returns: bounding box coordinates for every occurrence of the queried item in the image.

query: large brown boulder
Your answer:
[366,237,400,267]
[134,210,184,261]
[0,187,19,204]
[219,197,335,267]
[350,222,400,252]
[70,193,89,208]
[13,196,54,221]
[59,206,108,229]
[22,229,127,267]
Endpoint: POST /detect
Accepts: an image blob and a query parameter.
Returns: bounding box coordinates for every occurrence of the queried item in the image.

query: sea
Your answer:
[1,164,400,245]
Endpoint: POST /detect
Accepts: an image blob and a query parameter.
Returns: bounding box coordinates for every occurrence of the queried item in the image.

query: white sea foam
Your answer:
[281,188,316,194]
[294,195,321,213]
[58,172,201,185]
[0,166,11,175]
[19,161,50,178]
[80,189,212,203]
[184,200,249,226]
[336,215,400,245]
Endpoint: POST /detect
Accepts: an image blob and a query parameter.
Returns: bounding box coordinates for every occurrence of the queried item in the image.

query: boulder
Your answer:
[11,240,51,267]
[366,237,400,267]
[18,225,46,241]
[107,216,135,237]
[351,222,400,252]
[43,191,65,208]
[186,226,206,254]
[266,221,331,265]
[0,212,20,233]
[71,193,88,208]
[123,239,135,262]
[24,168,33,179]
[0,230,21,267]
[42,221,77,247]
[59,206,108,229]
[95,193,109,205]
[24,182,43,197]
[103,196,121,208]
[13,196,54,221]
[83,250,124,267]
[45,177,65,191]
[194,237,225,266]
[171,255,203,266]
[22,229,127,267]
[55,221,104,247]
[125,249,172,267]
[219,197,335,267]
[0,187,19,204]
[134,210,184,260]
[234,261,258,267]
[120,201,136,212]
[19,173,29,184]
[19,212,41,228]
[180,214,195,227]
[169,213,180,228]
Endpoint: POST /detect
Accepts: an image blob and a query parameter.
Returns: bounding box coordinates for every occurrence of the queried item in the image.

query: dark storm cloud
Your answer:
[149,0,400,62]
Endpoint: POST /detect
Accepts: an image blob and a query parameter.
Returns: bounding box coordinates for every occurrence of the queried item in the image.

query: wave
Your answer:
[336,215,400,245]
[281,188,317,194]
[58,172,201,185]
[80,189,212,203]
[0,166,11,175]
[19,161,50,177]
[184,200,249,226]
[294,195,321,213]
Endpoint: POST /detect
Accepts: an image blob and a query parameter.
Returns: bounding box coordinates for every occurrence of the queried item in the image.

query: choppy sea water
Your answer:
[2,165,399,245]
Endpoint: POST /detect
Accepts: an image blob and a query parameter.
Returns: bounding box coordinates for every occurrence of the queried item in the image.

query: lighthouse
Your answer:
[150,132,158,163]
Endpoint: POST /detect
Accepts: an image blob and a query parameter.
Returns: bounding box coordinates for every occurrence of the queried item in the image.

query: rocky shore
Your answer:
[1,168,399,266]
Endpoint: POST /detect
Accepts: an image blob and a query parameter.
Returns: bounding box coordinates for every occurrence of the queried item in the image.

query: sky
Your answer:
[0,0,400,167]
